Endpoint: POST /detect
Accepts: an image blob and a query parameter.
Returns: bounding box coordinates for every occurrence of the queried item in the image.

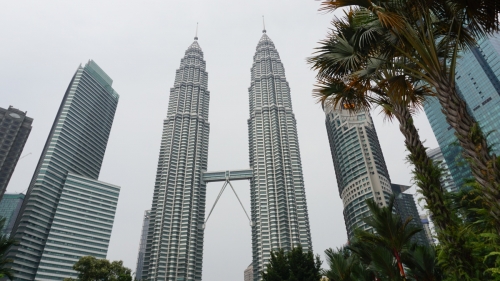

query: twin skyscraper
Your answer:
[140,30,312,281]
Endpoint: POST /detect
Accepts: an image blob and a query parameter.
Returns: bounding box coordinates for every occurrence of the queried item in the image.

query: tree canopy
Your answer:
[63,256,132,281]
[261,244,322,281]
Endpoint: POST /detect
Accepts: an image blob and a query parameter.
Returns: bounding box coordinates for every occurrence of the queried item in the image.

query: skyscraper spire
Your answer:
[195,22,199,40]
[262,16,266,33]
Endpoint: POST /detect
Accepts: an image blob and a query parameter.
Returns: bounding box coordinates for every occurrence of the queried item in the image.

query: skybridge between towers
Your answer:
[201,169,254,229]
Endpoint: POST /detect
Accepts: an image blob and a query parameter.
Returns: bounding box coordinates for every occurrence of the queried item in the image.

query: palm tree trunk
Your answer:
[391,103,475,277]
[433,78,500,228]
[392,103,451,231]
[393,249,406,280]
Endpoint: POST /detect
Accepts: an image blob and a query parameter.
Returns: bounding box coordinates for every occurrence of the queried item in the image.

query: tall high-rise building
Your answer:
[0,193,25,237]
[7,60,121,281]
[391,184,429,246]
[325,107,392,239]
[135,210,150,280]
[0,106,33,200]
[424,33,500,189]
[142,37,210,281]
[247,30,312,279]
[426,147,457,192]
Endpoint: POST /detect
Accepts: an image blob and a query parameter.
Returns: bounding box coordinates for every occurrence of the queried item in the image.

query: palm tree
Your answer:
[308,8,452,231]
[316,0,500,230]
[402,245,443,281]
[353,197,421,280]
[323,247,373,281]
[0,217,16,280]
[308,8,477,276]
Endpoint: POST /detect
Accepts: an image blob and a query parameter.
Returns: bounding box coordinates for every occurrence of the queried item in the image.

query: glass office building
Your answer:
[424,33,500,189]
[325,108,392,239]
[0,106,33,200]
[426,147,457,192]
[0,193,25,237]
[135,210,150,280]
[391,184,429,247]
[247,30,312,280]
[8,60,120,281]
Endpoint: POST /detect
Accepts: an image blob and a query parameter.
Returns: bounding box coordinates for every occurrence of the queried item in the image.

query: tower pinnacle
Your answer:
[262,16,266,33]
[195,22,199,40]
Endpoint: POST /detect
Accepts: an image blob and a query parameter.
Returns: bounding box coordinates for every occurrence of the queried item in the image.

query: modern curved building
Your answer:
[325,107,392,238]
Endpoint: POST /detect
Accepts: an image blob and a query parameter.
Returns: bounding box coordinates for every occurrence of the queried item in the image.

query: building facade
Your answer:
[426,147,457,192]
[36,173,120,279]
[142,38,210,281]
[391,184,429,247]
[247,30,312,279]
[244,263,253,281]
[420,215,435,245]
[0,193,25,237]
[7,60,120,281]
[325,107,392,239]
[0,106,33,200]
[423,33,500,190]
[135,210,150,280]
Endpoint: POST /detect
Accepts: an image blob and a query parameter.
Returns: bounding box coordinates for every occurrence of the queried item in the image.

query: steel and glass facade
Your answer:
[426,147,457,192]
[142,39,210,281]
[424,33,500,190]
[391,184,429,247]
[0,193,25,237]
[325,108,392,239]
[0,106,33,200]
[8,60,120,281]
[247,31,312,279]
[35,173,119,280]
[136,210,150,280]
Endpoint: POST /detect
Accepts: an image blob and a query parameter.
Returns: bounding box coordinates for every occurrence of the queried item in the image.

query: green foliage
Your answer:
[324,197,443,281]
[323,247,373,281]
[0,217,16,280]
[261,244,322,281]
[63,256,132,281]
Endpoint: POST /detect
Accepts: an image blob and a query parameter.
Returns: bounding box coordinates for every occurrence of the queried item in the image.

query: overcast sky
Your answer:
[1,1,438,280]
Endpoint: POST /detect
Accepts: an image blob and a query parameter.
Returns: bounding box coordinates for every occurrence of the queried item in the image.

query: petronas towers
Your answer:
[142,30,311,281]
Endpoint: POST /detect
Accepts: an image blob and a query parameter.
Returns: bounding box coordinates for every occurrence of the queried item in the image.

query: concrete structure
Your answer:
[244,263,253,281]
[7,60,120,281]
[247,30,312,279]
[0,106,33,200]
[426,147,457,192]
[0,193,24,237]
[248,30,312,281]
[424,32,500,190]
[142,31,312,281]
[141,37,210,281]
[325,107,392,239]
[420,215,435,245]
[391,184,429,247]
[135,210,150,280]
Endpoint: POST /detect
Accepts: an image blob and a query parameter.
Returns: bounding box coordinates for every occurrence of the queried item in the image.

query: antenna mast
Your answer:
[195,22,199,40]
[262,16,266,33]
